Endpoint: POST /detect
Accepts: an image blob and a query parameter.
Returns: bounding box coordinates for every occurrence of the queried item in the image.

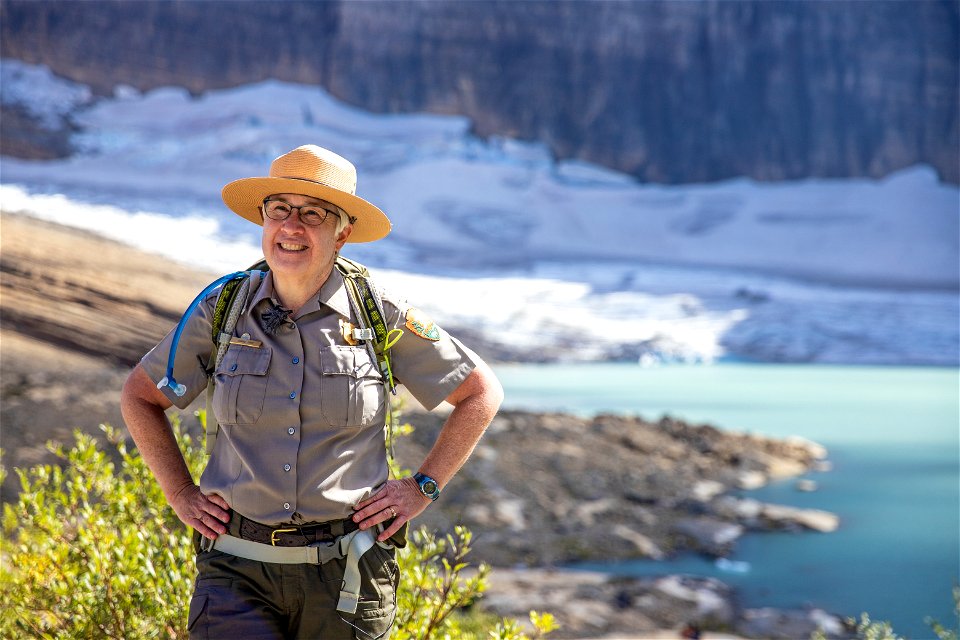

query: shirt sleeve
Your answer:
[381,291,481,411]
[139,289,219,409]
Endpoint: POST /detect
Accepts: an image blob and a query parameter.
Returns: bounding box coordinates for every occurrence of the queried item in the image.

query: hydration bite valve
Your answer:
[157,376,187,398]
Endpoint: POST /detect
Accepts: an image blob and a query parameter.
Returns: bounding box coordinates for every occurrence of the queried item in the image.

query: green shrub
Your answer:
[1,423,196,638]
[1,416,556,639]
[395,525,558,639]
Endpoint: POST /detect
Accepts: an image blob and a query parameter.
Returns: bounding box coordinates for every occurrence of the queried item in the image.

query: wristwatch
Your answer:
[413,472,441,501]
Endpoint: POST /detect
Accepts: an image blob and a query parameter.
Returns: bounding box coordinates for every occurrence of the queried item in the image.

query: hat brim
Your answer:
[221,177,391,243]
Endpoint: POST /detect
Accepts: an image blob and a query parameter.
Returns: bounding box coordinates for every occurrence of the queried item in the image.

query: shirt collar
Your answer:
[317,268,352,318]
[247,268,352,319]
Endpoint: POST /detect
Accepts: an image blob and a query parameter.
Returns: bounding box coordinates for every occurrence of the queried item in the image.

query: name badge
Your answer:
[229,336,263,348]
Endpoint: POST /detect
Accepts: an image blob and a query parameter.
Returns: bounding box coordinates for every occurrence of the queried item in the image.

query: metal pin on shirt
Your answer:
[229,336,263,348]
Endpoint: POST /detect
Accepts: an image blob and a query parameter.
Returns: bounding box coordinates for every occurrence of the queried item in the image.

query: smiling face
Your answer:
[261,193,352,286]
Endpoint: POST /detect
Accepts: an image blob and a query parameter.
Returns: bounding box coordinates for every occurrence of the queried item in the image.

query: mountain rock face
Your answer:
[2,0,957,184]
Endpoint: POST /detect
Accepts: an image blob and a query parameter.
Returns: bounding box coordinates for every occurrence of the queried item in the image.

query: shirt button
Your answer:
[288,427,296,435]
[289,392,297,399]
[283,502,291,510]
[292,357,300,364]
[230,364,238,371]
[284,464,291,472]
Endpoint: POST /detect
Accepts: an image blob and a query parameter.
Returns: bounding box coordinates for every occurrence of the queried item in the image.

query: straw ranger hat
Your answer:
[221,145,391,243]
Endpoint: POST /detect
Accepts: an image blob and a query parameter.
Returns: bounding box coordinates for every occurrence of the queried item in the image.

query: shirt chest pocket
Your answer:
[213,345,272,425]
[320,345,385,428]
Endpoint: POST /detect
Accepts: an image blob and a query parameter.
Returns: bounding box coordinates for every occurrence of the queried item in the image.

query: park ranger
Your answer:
[121,144,503,639]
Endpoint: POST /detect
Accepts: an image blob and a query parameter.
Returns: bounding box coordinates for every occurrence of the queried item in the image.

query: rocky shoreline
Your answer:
[396,408,848,639]
[399,409,838,567]
[483,569,851,640]
[1,213,851,638]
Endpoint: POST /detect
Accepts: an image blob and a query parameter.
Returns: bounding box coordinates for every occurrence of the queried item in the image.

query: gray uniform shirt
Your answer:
[141,268,479,525]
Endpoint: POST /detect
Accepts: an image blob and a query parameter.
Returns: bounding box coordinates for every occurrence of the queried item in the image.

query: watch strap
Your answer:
[413,472,441,501]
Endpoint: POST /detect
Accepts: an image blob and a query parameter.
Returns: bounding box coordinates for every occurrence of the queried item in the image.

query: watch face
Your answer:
[423,480,437,494]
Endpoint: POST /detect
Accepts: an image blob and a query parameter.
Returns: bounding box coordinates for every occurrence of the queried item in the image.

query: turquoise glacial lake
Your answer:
[492,363,959,638]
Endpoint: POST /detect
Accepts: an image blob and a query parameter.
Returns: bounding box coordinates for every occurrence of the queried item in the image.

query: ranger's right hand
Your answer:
[171,484,231,540]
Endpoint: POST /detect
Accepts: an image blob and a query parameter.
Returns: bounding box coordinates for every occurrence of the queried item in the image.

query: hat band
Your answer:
[275,175,354,195]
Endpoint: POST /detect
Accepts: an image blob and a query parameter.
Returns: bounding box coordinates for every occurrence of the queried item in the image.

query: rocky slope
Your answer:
[0,213,215,490]
[0,214,215,368]
[397,408,836,568]
[2,0,957,184]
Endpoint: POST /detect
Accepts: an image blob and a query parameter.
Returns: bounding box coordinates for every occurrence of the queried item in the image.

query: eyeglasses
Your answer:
[262,198,350,226]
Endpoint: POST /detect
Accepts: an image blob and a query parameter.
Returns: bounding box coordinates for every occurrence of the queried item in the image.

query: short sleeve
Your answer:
[382,292,481,411]
[139,289,219,409]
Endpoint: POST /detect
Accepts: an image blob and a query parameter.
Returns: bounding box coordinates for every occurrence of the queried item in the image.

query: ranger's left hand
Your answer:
[352,476,431,542]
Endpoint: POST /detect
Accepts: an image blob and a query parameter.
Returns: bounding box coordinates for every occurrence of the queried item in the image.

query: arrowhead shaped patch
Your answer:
[405,307,441,341]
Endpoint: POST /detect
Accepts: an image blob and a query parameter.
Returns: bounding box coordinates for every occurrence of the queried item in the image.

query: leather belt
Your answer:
[231,514,360,547]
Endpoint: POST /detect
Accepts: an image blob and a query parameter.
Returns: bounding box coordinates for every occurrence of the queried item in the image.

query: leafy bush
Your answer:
[1,422,196,638]
[1,415,556,639]
[395,525,557,639]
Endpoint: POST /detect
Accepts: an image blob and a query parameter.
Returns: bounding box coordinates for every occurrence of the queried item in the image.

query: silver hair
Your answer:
[332,205,352,235]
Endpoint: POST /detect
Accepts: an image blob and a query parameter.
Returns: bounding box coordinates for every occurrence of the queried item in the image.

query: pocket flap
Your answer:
[217,345,272,377]
[321,345,382,380]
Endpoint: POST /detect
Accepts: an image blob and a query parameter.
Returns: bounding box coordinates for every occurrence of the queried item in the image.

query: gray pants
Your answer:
[188,539,398,639]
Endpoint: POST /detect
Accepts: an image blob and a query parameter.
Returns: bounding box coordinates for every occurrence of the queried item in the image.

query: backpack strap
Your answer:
[336,258,387,341]
[203,269,265,455]
[208,258,268,357]
[336,256,395,390]
[335,256,404,465]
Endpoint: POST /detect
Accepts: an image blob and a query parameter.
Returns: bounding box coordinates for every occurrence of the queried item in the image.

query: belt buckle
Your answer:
[270,527,298,546]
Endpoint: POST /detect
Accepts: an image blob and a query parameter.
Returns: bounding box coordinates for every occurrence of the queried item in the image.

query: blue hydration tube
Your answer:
[157,271,249,397]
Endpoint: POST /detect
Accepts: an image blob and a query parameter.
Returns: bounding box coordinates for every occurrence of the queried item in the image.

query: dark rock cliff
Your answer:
[2,0,957,184]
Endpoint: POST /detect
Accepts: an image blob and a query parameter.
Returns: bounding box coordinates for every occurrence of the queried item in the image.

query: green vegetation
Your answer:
[1,414,557,639]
